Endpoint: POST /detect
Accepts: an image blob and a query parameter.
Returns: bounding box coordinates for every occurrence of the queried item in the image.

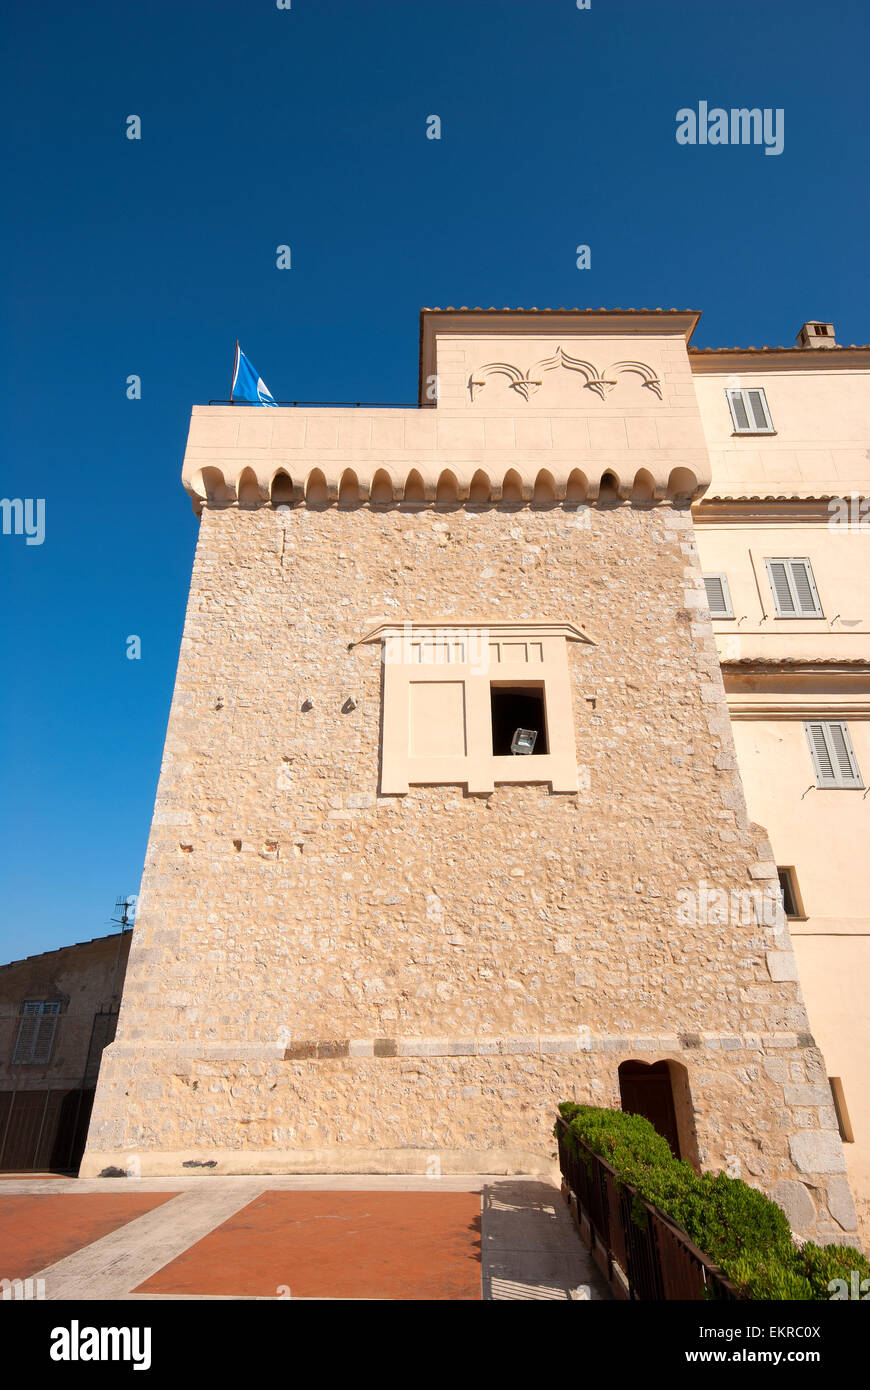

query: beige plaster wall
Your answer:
[693,351,869,1248]
[693,366,870,497]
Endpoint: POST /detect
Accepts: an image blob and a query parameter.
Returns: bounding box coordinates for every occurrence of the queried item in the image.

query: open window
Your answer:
[776,866,806,920]
[490,684,548,756]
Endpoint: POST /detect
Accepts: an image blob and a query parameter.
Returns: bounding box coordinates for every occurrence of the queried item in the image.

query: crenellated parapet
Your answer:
[182,309,713,514]
[184,442,704,513]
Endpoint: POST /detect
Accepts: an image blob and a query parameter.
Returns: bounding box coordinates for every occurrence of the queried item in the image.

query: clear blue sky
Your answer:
[1,0,867,962]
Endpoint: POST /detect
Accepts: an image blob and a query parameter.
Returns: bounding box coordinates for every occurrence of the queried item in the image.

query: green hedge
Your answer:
[557,1103,869,1300]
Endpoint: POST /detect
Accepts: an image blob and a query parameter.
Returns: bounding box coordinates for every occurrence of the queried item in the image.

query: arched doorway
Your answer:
[618,1059,700,1169]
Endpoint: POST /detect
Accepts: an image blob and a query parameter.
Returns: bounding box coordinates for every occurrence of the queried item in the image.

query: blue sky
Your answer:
[1,0,867,962]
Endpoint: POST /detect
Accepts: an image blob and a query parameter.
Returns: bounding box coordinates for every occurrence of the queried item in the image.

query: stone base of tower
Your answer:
[81,1038,860,1248]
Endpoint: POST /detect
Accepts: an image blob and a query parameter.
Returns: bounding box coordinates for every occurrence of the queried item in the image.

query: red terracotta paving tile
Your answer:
[0,1193,180,1280]
[135,1190,481,1300]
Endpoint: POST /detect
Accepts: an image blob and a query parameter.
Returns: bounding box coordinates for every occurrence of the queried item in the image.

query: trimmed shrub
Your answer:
[556,1103,870,1300]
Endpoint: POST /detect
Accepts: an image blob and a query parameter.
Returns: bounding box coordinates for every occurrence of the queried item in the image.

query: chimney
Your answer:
[796,320,837,349]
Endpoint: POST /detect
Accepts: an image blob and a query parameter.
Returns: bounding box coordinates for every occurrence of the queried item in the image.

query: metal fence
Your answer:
[555,1115,739,1301]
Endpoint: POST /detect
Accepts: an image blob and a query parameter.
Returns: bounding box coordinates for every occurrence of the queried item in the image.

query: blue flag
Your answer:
[231,345,277,406]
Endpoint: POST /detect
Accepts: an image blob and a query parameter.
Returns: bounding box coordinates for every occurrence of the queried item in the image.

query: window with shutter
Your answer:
[765,558,823,616]
[12,1001,61,1064]
[726,387,774,434]
[702,574,733,617]
[804,721,863,789]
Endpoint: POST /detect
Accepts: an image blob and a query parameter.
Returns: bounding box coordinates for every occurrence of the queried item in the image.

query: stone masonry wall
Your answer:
[82,499,858,1244]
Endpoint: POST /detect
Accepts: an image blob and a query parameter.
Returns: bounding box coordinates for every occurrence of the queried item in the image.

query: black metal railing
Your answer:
[207,399,422,408]
[556,1115,739,1301]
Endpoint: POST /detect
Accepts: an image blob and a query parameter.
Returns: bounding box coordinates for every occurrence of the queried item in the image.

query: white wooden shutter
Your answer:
[703,574,732,617]
[766,558,822,616]
[766,559,796,613]
[804,721,863,788]
[788,559,822,615]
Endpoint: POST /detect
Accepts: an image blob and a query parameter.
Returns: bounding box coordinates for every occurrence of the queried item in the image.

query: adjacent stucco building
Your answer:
[80,308,868,1250]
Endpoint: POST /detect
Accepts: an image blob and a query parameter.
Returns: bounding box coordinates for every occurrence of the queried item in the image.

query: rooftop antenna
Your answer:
[110,896,135,930]
[107,895,135,1003]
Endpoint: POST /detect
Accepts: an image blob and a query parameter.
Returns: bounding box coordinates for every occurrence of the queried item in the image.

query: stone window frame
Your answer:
[357,620,593,795]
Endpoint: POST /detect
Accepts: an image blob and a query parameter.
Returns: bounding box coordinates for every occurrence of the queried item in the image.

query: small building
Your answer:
[0,930,132,1171]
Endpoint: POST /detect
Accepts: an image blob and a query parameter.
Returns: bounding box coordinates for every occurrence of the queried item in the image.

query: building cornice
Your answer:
[722,659,870,718]
[689,346,870,373]
[693,497,841,524]
[722,658,870,672]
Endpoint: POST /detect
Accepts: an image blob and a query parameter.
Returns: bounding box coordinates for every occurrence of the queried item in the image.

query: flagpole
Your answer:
[230,340,239,404]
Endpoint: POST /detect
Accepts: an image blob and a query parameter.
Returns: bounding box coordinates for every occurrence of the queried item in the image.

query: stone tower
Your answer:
[81,309,857,1246]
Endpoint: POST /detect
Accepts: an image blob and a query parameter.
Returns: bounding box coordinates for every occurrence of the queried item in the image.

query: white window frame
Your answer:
[702,573,734,618]
[726,386,775,434]
[803,721,863,789]
[764,557,823,617]
[12,1000,61,1065]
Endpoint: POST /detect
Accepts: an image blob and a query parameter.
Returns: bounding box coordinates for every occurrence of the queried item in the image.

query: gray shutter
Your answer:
[13,1002,60,1064]
[828,724,860,785]
[768,560,796,613]
[12,1013,39,1064]
[806,722,836,784]
[32,1012,58,1064]
[703,575,730,616]
[789,560,821,615]
[805,721,863,788]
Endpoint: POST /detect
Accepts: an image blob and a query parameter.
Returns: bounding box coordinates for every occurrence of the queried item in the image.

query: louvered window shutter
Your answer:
[13,1013,39,1063]
[703,575,732,617]
[805,722,863,788]
[828,724,859,784]
[32,1012,59,1063]
[789,560,821,615]
[766,558,822,616]
[806,722,836,784]
[767,560,796,613]
[12,1001,60,1063]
